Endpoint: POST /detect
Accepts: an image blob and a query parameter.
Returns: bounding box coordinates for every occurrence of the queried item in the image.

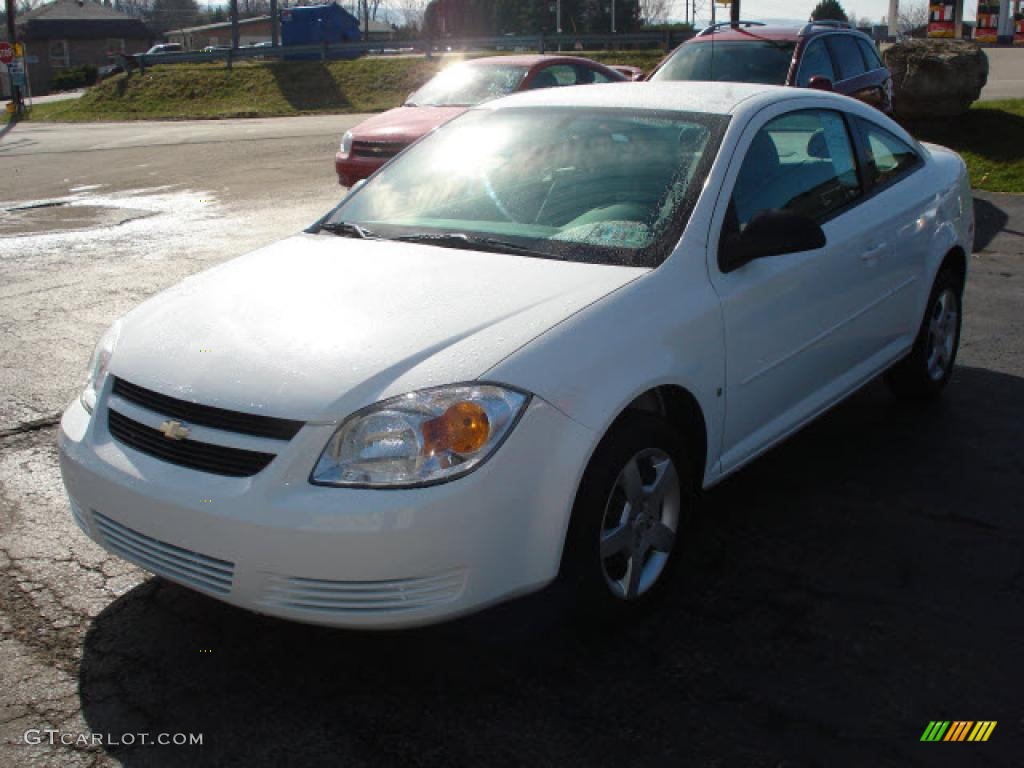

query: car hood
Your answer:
[351,105,468,144]
[110,233,648,422]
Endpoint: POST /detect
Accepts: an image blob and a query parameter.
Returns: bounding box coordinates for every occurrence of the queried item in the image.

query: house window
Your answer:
[106,39,126,54]
[49,39,69,67]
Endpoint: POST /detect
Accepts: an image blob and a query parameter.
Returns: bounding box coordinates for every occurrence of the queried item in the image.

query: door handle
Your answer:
[860,244,887,263]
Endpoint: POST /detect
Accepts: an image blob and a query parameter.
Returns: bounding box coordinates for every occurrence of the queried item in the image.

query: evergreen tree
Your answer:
[809,0,849,22]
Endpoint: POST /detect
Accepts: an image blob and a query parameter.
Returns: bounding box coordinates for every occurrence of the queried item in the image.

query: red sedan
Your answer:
[334,55,627,186]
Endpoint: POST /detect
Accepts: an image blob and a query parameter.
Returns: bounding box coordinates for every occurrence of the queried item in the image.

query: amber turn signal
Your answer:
[422,401,490,456]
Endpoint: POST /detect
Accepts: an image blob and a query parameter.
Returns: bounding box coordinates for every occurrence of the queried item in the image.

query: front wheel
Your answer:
[886,267,963,400]
[560,414,695,617]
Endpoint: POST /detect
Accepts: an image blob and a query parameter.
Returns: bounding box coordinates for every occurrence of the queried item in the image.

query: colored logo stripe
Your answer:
[920,721,996,742]
[968,721,997,742]
[944,721,972,741]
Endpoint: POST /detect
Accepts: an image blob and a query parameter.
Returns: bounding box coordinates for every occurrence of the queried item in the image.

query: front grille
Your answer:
[112,378,303,440]
[108,409,274,477]
[351,140,406,160]
[259,569,467,615]
[93,511,234,595]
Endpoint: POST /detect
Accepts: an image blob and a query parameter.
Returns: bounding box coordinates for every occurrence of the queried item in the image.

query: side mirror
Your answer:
[808,75,834,92]
[719,210,826,273]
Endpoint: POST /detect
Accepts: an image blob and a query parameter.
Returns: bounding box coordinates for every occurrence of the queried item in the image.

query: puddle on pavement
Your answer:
[0,186,237,268]
[0,202,154,236]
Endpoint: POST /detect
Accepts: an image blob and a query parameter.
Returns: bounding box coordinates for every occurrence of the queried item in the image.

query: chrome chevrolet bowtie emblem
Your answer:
[159,420,190,441]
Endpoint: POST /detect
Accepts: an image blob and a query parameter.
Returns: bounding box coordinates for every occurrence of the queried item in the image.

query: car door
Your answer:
[707,105,892,472]
[794,37,836,87]
[847,116,933,344]
[826,34,885,111]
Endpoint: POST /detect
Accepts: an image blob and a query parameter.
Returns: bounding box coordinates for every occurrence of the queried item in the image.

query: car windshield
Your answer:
[651,40,796,85]
[321,107,728,267]
[407,63,530,107]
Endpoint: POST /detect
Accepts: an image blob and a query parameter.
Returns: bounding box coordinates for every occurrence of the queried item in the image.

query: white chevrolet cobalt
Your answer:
[59,83,972,628]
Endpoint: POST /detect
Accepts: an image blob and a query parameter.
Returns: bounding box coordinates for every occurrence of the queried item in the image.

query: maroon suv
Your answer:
[648,21,893,115]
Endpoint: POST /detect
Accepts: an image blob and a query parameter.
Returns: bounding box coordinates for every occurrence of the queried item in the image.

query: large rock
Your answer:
[882,39,989,120]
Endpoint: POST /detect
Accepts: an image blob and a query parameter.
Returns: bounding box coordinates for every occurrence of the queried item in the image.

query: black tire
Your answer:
[885,266,963,401]
[559,412,696,619]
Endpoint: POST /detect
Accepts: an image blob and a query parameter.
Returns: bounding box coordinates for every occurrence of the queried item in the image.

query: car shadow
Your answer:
[267,61,351,113]
[973,196,1010,253]
[78,366,1024,766]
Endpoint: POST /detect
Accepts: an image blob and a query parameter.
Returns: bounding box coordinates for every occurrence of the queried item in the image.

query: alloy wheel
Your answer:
[926,288,959,381]
[599,448,681,600]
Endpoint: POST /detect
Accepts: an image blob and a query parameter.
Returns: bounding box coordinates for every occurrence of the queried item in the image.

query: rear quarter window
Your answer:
[855,118,922,187]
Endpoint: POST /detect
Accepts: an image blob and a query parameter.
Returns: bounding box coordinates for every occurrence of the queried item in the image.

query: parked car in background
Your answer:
[61,82,971,628]
[649,21,893,114]
[334,54,627,186]
[97,56,130,81]
[142,43,183,55]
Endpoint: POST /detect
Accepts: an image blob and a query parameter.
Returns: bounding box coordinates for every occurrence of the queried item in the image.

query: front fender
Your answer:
[484,250,726,488]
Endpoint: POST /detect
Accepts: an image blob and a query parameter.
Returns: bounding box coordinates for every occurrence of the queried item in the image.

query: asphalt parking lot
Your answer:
[1,118,1022,767]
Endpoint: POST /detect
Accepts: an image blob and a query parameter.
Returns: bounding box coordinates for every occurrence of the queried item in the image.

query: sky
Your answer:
[671,0,981,27]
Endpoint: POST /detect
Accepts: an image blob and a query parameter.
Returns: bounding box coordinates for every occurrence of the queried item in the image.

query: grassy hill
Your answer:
[29,51,668,122]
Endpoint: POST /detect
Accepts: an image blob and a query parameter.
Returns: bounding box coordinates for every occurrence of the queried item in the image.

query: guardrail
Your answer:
[121,31,691,74]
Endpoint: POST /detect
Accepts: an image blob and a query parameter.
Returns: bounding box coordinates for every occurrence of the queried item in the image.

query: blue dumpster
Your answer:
[281,3,362,60]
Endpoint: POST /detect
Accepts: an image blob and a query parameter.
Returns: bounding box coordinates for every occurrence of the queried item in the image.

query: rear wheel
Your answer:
[886,267,963,400]
[561,413,695,617]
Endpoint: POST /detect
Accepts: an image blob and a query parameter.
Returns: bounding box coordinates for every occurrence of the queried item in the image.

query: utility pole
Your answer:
[271,0,279,47]
[731,0,740,24]
[229,0,239,49]
[611,0,616,33]
[4,0,22,115]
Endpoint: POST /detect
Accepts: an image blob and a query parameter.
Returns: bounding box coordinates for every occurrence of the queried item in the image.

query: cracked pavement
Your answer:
[1,118,1022,767]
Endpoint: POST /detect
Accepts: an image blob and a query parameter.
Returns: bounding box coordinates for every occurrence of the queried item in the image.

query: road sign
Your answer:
[0,43,14,65]
[8,62,26,88]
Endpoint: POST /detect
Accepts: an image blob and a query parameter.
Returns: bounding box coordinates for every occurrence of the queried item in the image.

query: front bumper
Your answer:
[334,153,385,187]
[58,393,593,629]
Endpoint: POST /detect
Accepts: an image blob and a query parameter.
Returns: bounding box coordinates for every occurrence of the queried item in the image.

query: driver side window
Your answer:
[729,109,861,233]
[797,39,835,86]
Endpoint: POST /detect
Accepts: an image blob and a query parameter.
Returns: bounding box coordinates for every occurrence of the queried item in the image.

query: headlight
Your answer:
[80,319,122,414]
[311,384,530,488]
[339,131,353,158]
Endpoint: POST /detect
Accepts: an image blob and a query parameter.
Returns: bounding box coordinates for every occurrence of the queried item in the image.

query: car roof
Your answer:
[688,25,802,43]
[480,81,833,117]
[687,23,874,44]
[462,54,614,69]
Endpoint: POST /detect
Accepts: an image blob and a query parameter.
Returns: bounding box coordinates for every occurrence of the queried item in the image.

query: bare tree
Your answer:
[115,0,155,19]
[389,0,428,30]
[897,0,929,34]
[639,0,670,25]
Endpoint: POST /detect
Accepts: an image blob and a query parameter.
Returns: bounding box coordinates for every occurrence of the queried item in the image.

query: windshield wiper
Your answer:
[318,221,378,239]
[391,232,552,258]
